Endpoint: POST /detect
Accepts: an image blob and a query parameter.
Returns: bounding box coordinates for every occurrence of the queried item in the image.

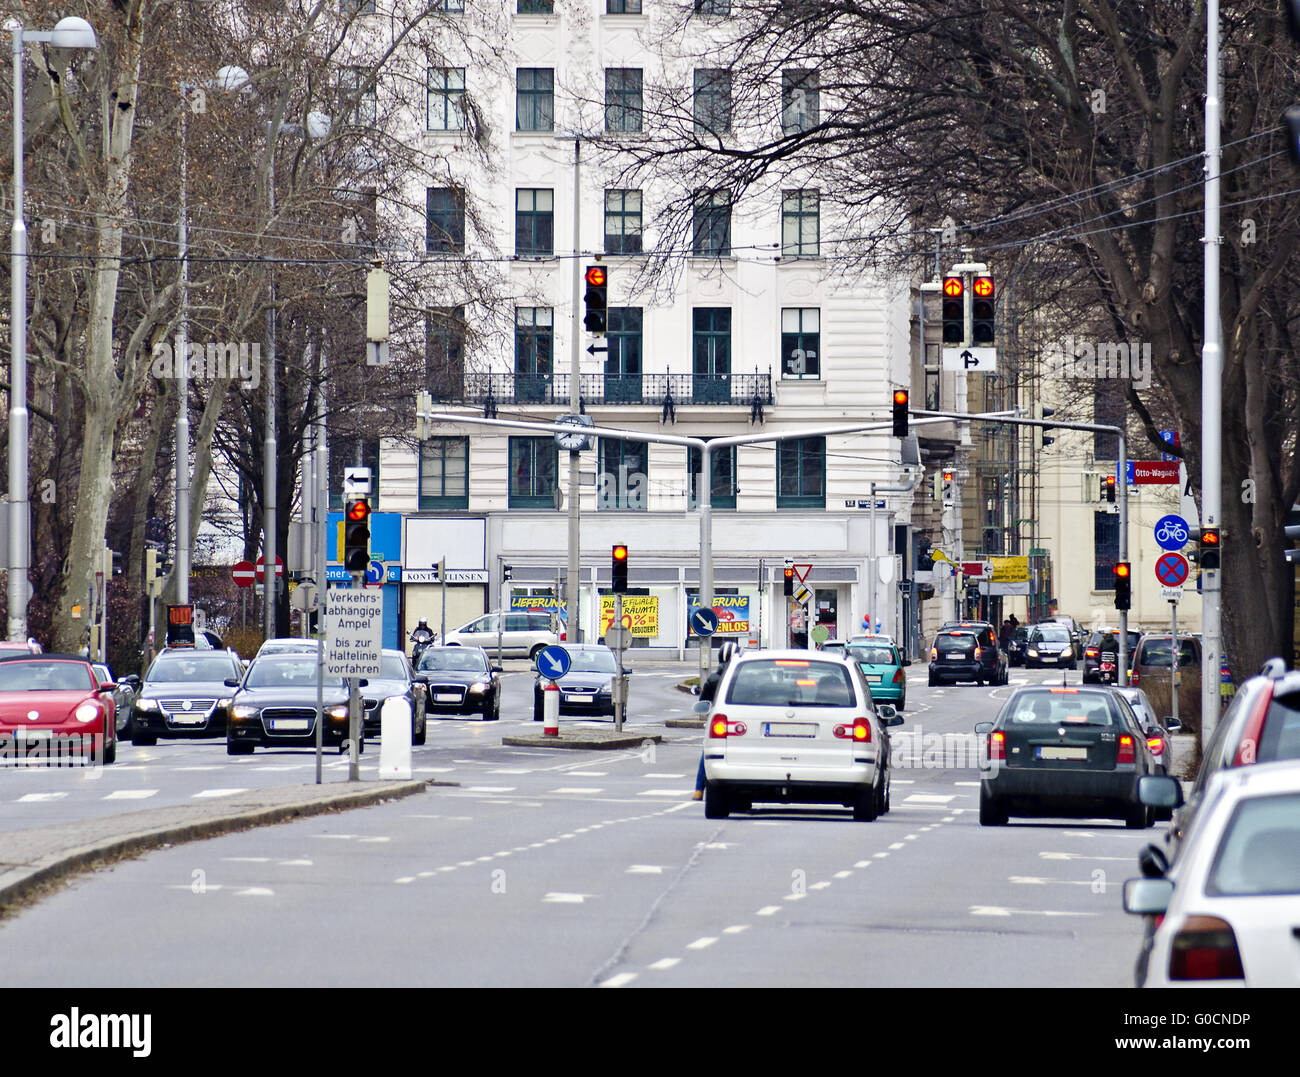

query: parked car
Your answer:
[1164,658,1300,860]
[414,645,502,721]
[0,653,118,764]
[929,623,1007,686]
[93,663,139,739]
[533,643,622,720]
[131,650,242,744]
[0,639,42,656]
[844,638,908,710]
[362,650,429,743]
[975,684,1158,827]
[440,610,558,660]
[1129,633,1202,739]
[699,650,902,821]
[1123,759,1300,986]
[1080,628,1141,684]
[1024,623,1077,670]
[1006,625,1029,667]
[225,654,352,755]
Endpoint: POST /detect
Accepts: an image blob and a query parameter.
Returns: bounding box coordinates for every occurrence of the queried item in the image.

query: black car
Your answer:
[533,644,622,720]
[929,623,1007,686]
[362,650,429,743]
[225,654,353,755]
[1024,623,1077,670]
[131,650,243,744]
[1081,628,1141,684]
[976,685,1157,827]
[414,646,502,721]
[1006,626,1029,667]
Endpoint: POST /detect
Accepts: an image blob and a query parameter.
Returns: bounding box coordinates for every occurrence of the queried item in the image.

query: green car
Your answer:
[846,638,908,710]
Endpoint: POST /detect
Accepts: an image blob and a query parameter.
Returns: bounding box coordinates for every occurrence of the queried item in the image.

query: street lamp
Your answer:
[8,17,98,642]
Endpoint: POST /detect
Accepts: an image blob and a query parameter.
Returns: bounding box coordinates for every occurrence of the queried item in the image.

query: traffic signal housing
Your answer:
[783,563,795,597]
[892,389,909,438]
[611,543,628,593]
[1113,561,1132,611]
[941,276,964,344]
[1102,475,1116,504]
[971,276,995,345]
[583,265,608,334]
[344,497,371,573]
[1200,526,1222,571]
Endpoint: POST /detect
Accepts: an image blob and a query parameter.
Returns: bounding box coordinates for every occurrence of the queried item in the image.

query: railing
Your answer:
[435,371,773,408]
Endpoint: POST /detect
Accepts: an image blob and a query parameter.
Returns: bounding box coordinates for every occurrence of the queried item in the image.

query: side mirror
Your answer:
[1138,773,1184,810]
[974,721,993,735]
[692,700,711,715]
[876,704,901,727]
[491,665,503,674]
[224,677,240,688]
[1138,843,1169,879]
[1164,716,1182,733]
[98,681,117,693]
[1122,877,1173,917]
[901,658,911,667]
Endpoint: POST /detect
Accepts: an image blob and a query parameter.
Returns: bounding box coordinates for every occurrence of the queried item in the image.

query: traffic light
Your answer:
[1200,526,1221,571]
[941,276,964,344]
[1113,561,1132,611]
[783,562,795,597]
[344,497,371,573]
[503,564,514,582]
[611,543,628,593]
[942,469,955,502]
[971,275,995,345]
[1040,406,1056,448]
[1102,475,1116,503]
[892,388,909,438]
[583,265,608,334]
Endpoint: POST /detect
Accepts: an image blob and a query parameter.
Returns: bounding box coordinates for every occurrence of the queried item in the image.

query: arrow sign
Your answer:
[690,607,719,638]
[586,343,608,354]
[536,644,571,681]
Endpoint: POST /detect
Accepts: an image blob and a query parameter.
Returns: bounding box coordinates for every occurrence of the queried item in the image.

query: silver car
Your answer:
[440,611,559,660]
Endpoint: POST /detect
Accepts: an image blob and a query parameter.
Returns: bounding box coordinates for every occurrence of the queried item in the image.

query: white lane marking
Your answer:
[888,842,906,850]
[648,958,681,970]
[358,836,391,843]
[723,925,750,935]
[601,973,638,988]
[643,773,686,779]
[970,905,1099,918]
[313,834,357,840]
[1009,876,1095,886]
[543,892,591,904]
[18,793,68,802]
[566,771,608,777]
[221,857,270,863]
[834,870,853,879]
[903,794,956,804]
[103,789,158,800]
[489,769,533,775]
[280,859,313,867]
[756,906,781,916]
[627,865,665,874]
[466,786,516,793]
[551,787,604,795]
[192,788,249,798]
[637,789,694,797]
[1039,852,1131,861]
[235,887,275,897]
[686,937,718,950]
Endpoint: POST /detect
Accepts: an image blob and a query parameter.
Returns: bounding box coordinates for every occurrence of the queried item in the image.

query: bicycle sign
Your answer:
[1154,514,1189,552]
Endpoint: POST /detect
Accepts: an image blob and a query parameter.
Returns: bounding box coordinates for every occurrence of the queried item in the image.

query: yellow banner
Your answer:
[991,556,1030,583]
[600,595,659,637]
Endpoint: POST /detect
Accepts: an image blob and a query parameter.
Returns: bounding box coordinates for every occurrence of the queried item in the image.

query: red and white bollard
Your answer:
[543,680,560,736]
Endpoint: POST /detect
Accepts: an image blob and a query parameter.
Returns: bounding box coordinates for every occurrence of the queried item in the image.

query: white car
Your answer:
[699,649,902,821]
[1123,759,1300,986]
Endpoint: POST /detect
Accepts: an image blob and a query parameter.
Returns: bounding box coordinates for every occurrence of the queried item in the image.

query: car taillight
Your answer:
[893,668,904,684]
[1086,647,1099,658]
[1146,735,1164,756]
[973,646,982,660]
[930,646,937,661]
[1129,669,1139,685]
[708,714,746,739]
[1117,734,1135,765]
[834,718,872,742]
[988,730,1005,761]
[1169,916,1245,981]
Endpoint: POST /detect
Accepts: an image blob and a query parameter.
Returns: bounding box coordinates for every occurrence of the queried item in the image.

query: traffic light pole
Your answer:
[568,136,583,646]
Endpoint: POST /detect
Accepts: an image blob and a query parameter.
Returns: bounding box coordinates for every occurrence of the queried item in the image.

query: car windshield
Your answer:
[1258,692,1300,763]
[567,650,617,674]
[1206,793,1300,897]
[1030,627,1071,643]
[379,655,409,681]
[1002,690,1117,727]
[1138,639,1198,667]
[848,645,896,666]
[1089,631,1140,650]
[147,656,239,683]
[419,650,488,673]
[725,659,857,708]
[0,660,93,692]
[245,658,344,689]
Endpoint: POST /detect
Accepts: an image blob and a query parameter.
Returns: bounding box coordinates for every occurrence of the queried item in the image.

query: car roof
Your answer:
[1201,758,1300,802]
[0,652,91,664]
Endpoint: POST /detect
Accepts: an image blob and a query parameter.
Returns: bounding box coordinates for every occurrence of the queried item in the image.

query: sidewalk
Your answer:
[0,779,436,915]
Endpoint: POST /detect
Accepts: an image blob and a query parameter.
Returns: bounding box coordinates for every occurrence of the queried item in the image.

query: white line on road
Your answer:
[600,973,638,987]
[686,937,718,950]
[17,793,67,802]
[191,789,249,798]
[102,789,157,800]
[647,958,681,970]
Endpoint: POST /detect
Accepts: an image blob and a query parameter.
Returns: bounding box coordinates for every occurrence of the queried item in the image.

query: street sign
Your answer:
[536,644,571,681]
[1155,551,1190,589]
[1154,514,1190,552]
[365,560,384,586]
[1128,460,1180,485]
[961,561,993,579]
[232,560,256,589]
[324,589,383,677]
[1161,586,1184,602]
[255,554,285,582]
[605,625,631,651]
[941,346,997,372]
[343,466,372,495]
[690,607,719,637]
[792,563,812,584]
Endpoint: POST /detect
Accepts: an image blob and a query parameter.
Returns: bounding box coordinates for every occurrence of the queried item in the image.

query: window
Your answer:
[778,437,825,509]
[693,69,731,136]
[782,69,819,133]
[329,436,380,511]
[781,308,820,379]
[428,67,465,131]
[688,443,737,509]
[604,189,642,254]
[607,0,642,11]
[341,67,377,126]
[692,190,731,256]
[516,68,554,132]
[419,437,469,510]
[517,0,553,10]
[924,341,941,410]
[341,0,376,14]
[606,307,643,402]
[1094,381,1125,459]
[426,187,465,253]
[598,439,648,511]
[694,0,729,13]
[430,0,464,10]
[426,306,466,401]
[605,68,643,133]
[781,189,820,258]
[515,188,554,257]
[1094,510,1119,590]
[509,437,558,508]
[515,307,553,403]
[692,307,731,404]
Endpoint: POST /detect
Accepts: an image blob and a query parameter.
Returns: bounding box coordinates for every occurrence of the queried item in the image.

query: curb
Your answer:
[0,779,436,915]
[502,731,663,751]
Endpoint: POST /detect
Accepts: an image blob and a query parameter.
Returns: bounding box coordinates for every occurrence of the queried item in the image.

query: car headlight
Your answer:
[217,697,233,709]
[1027,649,1038,657]
[134,698,159,713]
[74,702,101,723]
[467,681,490,694]
[231,705,259,720]
[328,704,349,719]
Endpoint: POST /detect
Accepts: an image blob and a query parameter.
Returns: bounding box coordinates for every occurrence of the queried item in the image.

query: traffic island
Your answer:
[502,729,663,750]
[666,717,705,729]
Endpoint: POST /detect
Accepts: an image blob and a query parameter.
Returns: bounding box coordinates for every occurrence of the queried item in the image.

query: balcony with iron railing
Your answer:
[429,370,774,410]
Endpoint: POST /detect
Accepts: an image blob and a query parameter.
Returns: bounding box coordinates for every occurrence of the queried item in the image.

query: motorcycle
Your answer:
[411,635,435,667]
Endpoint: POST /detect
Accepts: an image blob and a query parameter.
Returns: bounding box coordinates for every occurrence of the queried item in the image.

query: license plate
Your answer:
[270,719,310,732]
[765,722,816,737]
[866,675,883,684]
[434,693,460,703]
[1037,745,1088,760]
[946,653,965,661]
[16,729,52,740]
[564,694,588,703]
[168,715,205,726]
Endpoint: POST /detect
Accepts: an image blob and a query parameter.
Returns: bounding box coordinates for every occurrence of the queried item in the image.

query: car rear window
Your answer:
[1206,793,1300,897]
[1002,690,1118,727]
[848,645,896,665]
[935,633,975,652]
[725,659,858,708]
[1258,692,1300,763]
[1137,639,1198,667]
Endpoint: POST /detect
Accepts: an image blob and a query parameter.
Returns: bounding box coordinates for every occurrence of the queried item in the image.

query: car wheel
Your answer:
[853,781,879,822]
[529,644,546,662]
[703,781,730,819]
[876,769,891,814]
[928,673,938,687]
[897,692,905,712]
[1125,802,1152,830]
[979,786,1008,826]
[227,739,253,756]
[132,729,157,747]
[102,734,116,766]
[533,696,544,721]
[413,717,427,745]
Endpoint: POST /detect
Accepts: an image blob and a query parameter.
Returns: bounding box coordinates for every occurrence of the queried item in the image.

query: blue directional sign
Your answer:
[536,645,571,681]
[1154,514,1190,552]
[365,560,384,584]
[690,607,719,638]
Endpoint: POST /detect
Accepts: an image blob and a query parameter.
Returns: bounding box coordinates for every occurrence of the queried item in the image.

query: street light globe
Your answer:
[215,65,250,93]
[50,16,97,49]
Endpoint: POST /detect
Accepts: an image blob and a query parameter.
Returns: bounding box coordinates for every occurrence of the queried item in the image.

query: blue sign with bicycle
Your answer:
[1154,514,1190,552]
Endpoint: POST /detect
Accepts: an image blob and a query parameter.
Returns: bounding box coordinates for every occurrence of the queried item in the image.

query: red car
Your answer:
[0,654,118,765]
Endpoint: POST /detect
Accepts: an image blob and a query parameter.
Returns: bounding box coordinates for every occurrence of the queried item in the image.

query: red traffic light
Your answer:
[1113,562,1131,578]
[612,544,628,561]
[972,276,994,298]
[893,389,909,406]
[585,265,607,288]
[942,276,963,297]
[1201,528,1220,547]
[346,498,370,521]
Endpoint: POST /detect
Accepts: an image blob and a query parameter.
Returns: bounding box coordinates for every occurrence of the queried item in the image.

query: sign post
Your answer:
[325,585,383,781]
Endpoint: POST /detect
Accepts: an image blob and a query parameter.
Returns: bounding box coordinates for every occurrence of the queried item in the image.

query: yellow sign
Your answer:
[931,550,954,565]
[991,556,1030,583]
[600,595,659,637]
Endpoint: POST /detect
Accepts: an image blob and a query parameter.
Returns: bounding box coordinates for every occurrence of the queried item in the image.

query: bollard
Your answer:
[543,680,560,736]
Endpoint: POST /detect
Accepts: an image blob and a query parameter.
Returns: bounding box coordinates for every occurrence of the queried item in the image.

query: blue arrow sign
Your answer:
[690,607,719,638]
[366,560,384,584]
[536,644,571,681]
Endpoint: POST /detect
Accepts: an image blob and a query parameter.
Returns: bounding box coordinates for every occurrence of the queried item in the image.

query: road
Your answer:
[0,663,1159,987]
